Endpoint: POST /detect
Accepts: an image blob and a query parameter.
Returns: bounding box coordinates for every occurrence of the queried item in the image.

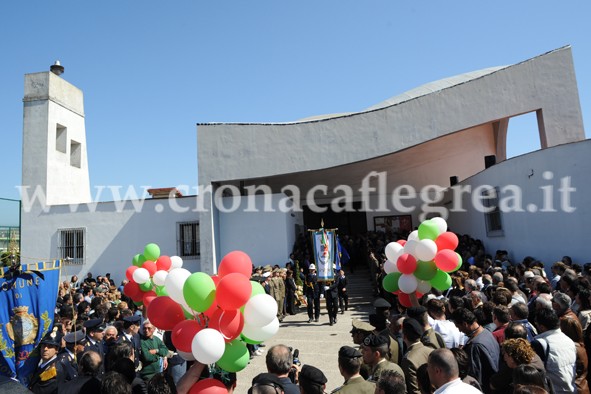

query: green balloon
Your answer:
[144,243,161,261]
[183,272,216,312]
[418,220,439,241]
[139,280,153,291]
[414,261,438,281]
[216,340,250,373]
[154,285,168,296]
[452,253,463,272]
[132,254,146,267]
[134,301,143,306]
[251,281,265,297]
[240,333,262,345]
[382,272,401,293]
[431,270,452,291]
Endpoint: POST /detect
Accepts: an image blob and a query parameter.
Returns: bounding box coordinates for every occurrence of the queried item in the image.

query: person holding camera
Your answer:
[265,344,300,394]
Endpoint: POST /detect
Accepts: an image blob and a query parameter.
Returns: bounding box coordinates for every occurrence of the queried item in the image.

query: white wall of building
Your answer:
[21,196,201,284]
[218,194,297,268]
[447,140,591,265]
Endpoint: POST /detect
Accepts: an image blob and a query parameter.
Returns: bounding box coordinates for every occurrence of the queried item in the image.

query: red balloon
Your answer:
[435,232,459,251]
[188,378,226,394]
[398,292,412,308]
[216,273,252,310]
[218,251,252,278]
[434,249,460,272]
[156,255,172,271]
[211,275,221,287]
[142,291,157,308]
[126,266,138,281]
[209,308,244,343]
[124,281,143,302]
[396,254,417,275]
[142,260,157,276]
[172,320,203,353]
[203,300,220,319]
[397,240,407,246]
[147,296,185,331]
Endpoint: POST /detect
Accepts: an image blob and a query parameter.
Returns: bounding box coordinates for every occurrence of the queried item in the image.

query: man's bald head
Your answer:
[428,348,459,379]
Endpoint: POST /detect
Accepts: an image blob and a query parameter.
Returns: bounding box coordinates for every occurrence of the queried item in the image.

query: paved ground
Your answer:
[234,267,375,393]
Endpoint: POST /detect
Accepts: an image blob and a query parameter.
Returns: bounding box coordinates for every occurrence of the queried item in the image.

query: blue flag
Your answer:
[335,236,350,271]
[0,260,60,385]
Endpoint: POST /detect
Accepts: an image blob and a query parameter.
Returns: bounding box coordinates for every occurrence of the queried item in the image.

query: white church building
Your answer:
[20,46,589,282]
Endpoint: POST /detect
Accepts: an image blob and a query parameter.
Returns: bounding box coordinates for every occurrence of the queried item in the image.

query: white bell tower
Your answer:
[22,62,91,206]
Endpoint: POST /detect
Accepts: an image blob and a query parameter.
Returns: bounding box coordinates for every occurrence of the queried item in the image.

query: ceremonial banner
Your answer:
[0,260,60,385]
[335,236,350,271]
[311,229,335,281]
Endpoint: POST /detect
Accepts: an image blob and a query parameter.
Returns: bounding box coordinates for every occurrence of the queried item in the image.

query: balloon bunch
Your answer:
[382,217,461,307]
[122,243,182,307]
[123,248,280,384]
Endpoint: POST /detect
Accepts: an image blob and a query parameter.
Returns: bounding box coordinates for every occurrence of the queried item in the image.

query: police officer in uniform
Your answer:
[331,346,376,394]
[29,329,65,394]
[56,330,86,382]
[83,319,106,363]
[118,315,142,371]
[304,264,320,323]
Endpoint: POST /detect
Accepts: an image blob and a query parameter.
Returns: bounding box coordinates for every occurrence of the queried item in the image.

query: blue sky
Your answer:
[1,1,590,226]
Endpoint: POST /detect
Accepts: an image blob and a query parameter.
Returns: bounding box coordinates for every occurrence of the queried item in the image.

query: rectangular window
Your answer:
[70,140,81,168]
[58,228,85,265]
[178,222,200,257]
[56,124,67,153]
[482,187,504,236]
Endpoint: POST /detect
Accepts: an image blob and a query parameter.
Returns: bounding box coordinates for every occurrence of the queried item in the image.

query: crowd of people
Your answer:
[20,229,591,394]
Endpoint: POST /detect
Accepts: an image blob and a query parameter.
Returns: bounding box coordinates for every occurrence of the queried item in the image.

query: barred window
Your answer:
[178,222,200,257]
[482,187,504,236]
[58,228,85,265]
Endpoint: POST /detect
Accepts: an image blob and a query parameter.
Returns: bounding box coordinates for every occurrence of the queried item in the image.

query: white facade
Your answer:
[197,47,585,272]
[218,194,299,267]
[22,197,201,284]
[446,140,591,265]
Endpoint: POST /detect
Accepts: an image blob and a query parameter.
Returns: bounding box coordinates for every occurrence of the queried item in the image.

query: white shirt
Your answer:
[434,378,482,394]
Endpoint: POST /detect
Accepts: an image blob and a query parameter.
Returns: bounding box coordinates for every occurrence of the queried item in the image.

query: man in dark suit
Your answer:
[28,330,65,394]
[118,315,142,372]
[59,351,102,394]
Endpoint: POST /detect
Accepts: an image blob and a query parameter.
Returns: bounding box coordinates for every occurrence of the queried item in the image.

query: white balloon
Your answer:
[164,268,191,305]
[430,217,448,235]
[408,230,420,242]
[403,240,419,257]
[152,270,169,286]
[177,350,196,361]
[385,242,403,263]
[132,268,150,284]
[191,328,225,364]
[244,294,278,327]
[415,239,438,262]
[417,280,432,295]
[398,274,418,294]
[384,259,399,274]
[242,318,280,342]
[170,256,184,270]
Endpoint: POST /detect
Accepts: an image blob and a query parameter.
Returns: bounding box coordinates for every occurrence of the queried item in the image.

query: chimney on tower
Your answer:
[50,60,64,76]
